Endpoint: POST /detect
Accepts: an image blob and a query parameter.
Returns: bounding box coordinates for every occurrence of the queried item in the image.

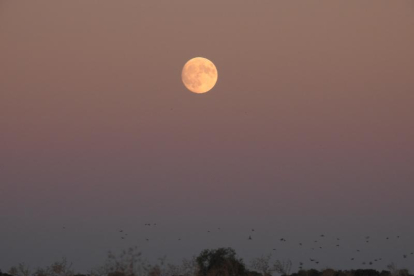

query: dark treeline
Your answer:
[289,269,413,276]
[1,247,412,276]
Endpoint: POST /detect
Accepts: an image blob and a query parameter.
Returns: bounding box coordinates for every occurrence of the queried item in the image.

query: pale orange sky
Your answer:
[1,0,414,272]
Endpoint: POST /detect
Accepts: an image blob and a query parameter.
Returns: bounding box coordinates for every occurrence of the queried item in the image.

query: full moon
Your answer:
[182,57,218,94]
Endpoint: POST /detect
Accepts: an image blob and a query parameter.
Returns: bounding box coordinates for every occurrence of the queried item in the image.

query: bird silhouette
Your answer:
[248,235,252,240]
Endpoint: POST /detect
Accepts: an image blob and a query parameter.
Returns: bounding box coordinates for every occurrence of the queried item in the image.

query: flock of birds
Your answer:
[264,233,413,270]
[258,231,412,270]
[60,224,413,270]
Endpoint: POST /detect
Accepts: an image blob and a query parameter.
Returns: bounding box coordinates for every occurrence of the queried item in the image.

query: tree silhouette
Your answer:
[272,260,292,276]
[196,248,247,276]
[250,254,273,276]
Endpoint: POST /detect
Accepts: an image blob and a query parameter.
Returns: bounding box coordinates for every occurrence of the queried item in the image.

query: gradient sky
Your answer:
[1,0,414,273]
